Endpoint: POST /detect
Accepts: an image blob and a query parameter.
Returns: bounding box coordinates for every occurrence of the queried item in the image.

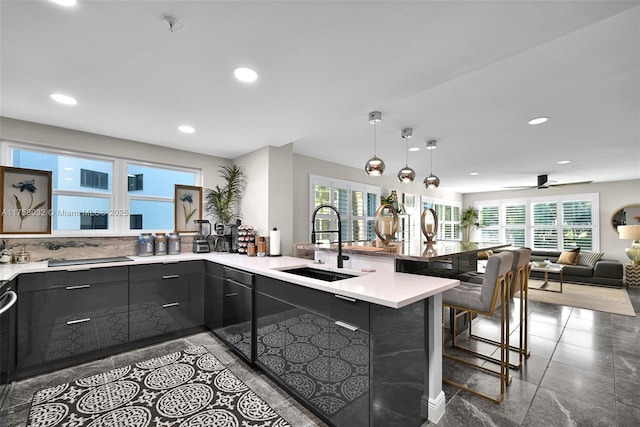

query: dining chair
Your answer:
[442,251,513,403]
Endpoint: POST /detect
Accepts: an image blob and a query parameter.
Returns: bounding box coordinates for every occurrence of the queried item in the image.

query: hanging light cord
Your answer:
[405,139,409,166]
[373,122,377,156]
[430,149,433,174]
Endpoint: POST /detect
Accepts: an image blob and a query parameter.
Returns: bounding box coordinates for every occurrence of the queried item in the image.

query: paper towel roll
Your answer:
[269,227,281,256]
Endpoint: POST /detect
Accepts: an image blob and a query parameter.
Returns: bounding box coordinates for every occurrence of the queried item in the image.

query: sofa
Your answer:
[495,249,624,287]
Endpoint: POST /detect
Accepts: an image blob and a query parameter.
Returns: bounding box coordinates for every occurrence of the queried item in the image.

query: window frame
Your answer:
[309,175,380,244]
[2,140,202,237]
[474,193,600,251]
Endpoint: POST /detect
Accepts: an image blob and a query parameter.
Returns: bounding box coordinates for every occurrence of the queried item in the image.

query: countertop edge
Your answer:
[0,253,459,309]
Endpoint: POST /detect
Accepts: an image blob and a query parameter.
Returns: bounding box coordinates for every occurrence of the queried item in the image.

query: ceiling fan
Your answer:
[506,174,593,190]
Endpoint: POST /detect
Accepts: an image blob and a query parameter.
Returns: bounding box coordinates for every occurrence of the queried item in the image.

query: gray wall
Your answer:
[463,179,640,264]
[0,117,230,196]
[292,153,463,249]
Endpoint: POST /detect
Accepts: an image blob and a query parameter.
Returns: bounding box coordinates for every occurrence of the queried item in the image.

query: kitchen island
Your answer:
[0,252,458,425]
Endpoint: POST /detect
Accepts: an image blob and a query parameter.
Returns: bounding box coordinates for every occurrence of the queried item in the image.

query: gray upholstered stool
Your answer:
[442,251,513,403]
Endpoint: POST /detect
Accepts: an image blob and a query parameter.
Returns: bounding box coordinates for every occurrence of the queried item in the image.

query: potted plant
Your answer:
[461,206,479,242]
[204,164,246,224]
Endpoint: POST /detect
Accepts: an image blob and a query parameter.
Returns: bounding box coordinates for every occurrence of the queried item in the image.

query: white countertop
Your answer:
[0,253,459,309]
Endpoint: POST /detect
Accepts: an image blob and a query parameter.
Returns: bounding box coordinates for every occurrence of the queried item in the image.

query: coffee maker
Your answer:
[214,223,239,252]
[192,220,211,253]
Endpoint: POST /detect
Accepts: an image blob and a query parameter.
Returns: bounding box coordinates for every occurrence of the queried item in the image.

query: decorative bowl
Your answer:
[533,260,550,267]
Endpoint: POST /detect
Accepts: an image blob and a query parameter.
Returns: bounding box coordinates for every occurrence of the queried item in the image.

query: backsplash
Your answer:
[2,236,189,262]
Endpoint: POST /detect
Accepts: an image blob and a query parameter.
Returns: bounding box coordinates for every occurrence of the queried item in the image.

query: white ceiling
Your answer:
[1,0,639,194]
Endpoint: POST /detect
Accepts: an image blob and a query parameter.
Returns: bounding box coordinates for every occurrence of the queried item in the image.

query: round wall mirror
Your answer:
[611,204,640,232]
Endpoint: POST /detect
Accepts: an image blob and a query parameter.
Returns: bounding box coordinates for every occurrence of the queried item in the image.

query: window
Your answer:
[475,194,599,251]
[433,202,460,240]
[81,169,109,190]
[4,142,201,234]
[310,175,379,243]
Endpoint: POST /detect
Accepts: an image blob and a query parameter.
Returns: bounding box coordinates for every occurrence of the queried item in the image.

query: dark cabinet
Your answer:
[205,262,223,330]
[254,275,370,427]
[17,267,129,369]
[211,267,254,363]
[129,261,204,341]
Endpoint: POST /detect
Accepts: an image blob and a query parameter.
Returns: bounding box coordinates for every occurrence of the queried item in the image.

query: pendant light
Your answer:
[424,139,440,189]
[364,111,385,176]
[397,127,416,183]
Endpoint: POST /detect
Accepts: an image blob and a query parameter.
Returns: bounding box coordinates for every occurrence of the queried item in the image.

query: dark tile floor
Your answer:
[434,285,640,427]
[1,286,638,427]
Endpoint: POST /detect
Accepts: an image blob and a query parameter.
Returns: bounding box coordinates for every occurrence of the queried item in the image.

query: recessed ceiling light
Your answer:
[557,160,571,164]
[50,0,77,6]
[528,117,549,125]
[233,67,258,83]
[178,125,195,134]
[50,93,77,105]
[408,146,420,152]
[470,172,479,176]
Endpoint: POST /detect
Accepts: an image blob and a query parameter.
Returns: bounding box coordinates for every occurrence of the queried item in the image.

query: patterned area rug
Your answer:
[520,280,636,317]
[26,346,291,427]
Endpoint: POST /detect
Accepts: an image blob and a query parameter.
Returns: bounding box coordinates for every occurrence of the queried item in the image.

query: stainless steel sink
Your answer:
[279,267,357,282]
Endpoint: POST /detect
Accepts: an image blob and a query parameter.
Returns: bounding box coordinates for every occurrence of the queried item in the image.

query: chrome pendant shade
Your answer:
[424,139,440,189]
[397,127,416,183]
[365,111,385,176]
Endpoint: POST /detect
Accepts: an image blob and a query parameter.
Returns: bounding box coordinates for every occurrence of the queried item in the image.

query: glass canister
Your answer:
[168,232,181,255]
[138,233,154,256]
[154,232,167,255]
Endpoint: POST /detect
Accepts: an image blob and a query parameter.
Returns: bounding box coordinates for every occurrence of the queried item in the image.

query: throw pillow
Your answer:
[578,251,604,268]
[557,247,580,265]
[477,250,493,260]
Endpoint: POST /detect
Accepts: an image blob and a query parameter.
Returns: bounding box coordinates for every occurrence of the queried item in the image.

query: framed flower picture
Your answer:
[0,166,52,234]
[174,184,202,233]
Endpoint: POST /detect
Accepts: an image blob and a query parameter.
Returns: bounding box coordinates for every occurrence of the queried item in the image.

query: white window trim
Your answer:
[474,193,600,251]
[1,140,202,237]
[309,174,380,243]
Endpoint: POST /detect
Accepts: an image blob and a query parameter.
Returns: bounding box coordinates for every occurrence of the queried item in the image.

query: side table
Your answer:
[529,263,564,293]
[626,264,640,286]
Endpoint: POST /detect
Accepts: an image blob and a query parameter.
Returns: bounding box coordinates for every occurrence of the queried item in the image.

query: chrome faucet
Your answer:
[311,204,349,268]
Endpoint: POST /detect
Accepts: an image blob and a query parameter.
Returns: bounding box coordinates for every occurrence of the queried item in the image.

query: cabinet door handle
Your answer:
[334,320,359,331]
[67,318,90,325]
[334,294,357,303]
[162,274,180,280]
[66,285,90,290]
[162,302,180,308]
[225,292,239,297]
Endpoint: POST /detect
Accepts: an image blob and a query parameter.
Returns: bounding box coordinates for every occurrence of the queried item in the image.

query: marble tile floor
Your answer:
[2,286,639,427]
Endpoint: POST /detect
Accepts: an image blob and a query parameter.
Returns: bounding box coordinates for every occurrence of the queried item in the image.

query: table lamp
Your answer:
[619,225,640,265]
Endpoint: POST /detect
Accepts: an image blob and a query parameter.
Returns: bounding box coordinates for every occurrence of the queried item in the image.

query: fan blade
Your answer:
[547,180,593,187]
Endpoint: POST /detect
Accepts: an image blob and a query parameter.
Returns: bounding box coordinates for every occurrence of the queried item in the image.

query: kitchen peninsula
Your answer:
[0,252,458,426]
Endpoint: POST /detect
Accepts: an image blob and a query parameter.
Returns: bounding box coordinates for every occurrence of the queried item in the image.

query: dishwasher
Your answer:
[0,282,17,408]
[212,267,254,364]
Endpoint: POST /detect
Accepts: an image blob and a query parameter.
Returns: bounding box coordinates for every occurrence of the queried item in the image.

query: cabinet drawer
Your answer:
[255,275,330,318]
[130,273,203,309]
[205,261,224,277]
[129,300,204,341]
[130,260,203,281]
[18,280,128,329]
[331,294,370,332]
[18,266,128,293]
[17,312,128,369]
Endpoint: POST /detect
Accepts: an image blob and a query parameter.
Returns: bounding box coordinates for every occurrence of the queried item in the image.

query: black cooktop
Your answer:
[48,256,133,267]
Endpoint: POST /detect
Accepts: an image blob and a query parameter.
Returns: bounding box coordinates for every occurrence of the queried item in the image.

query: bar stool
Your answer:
[467,248,532,370]
[442,251,513,403]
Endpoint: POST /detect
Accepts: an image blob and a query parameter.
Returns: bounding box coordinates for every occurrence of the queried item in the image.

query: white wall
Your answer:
[463,179,640,264]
